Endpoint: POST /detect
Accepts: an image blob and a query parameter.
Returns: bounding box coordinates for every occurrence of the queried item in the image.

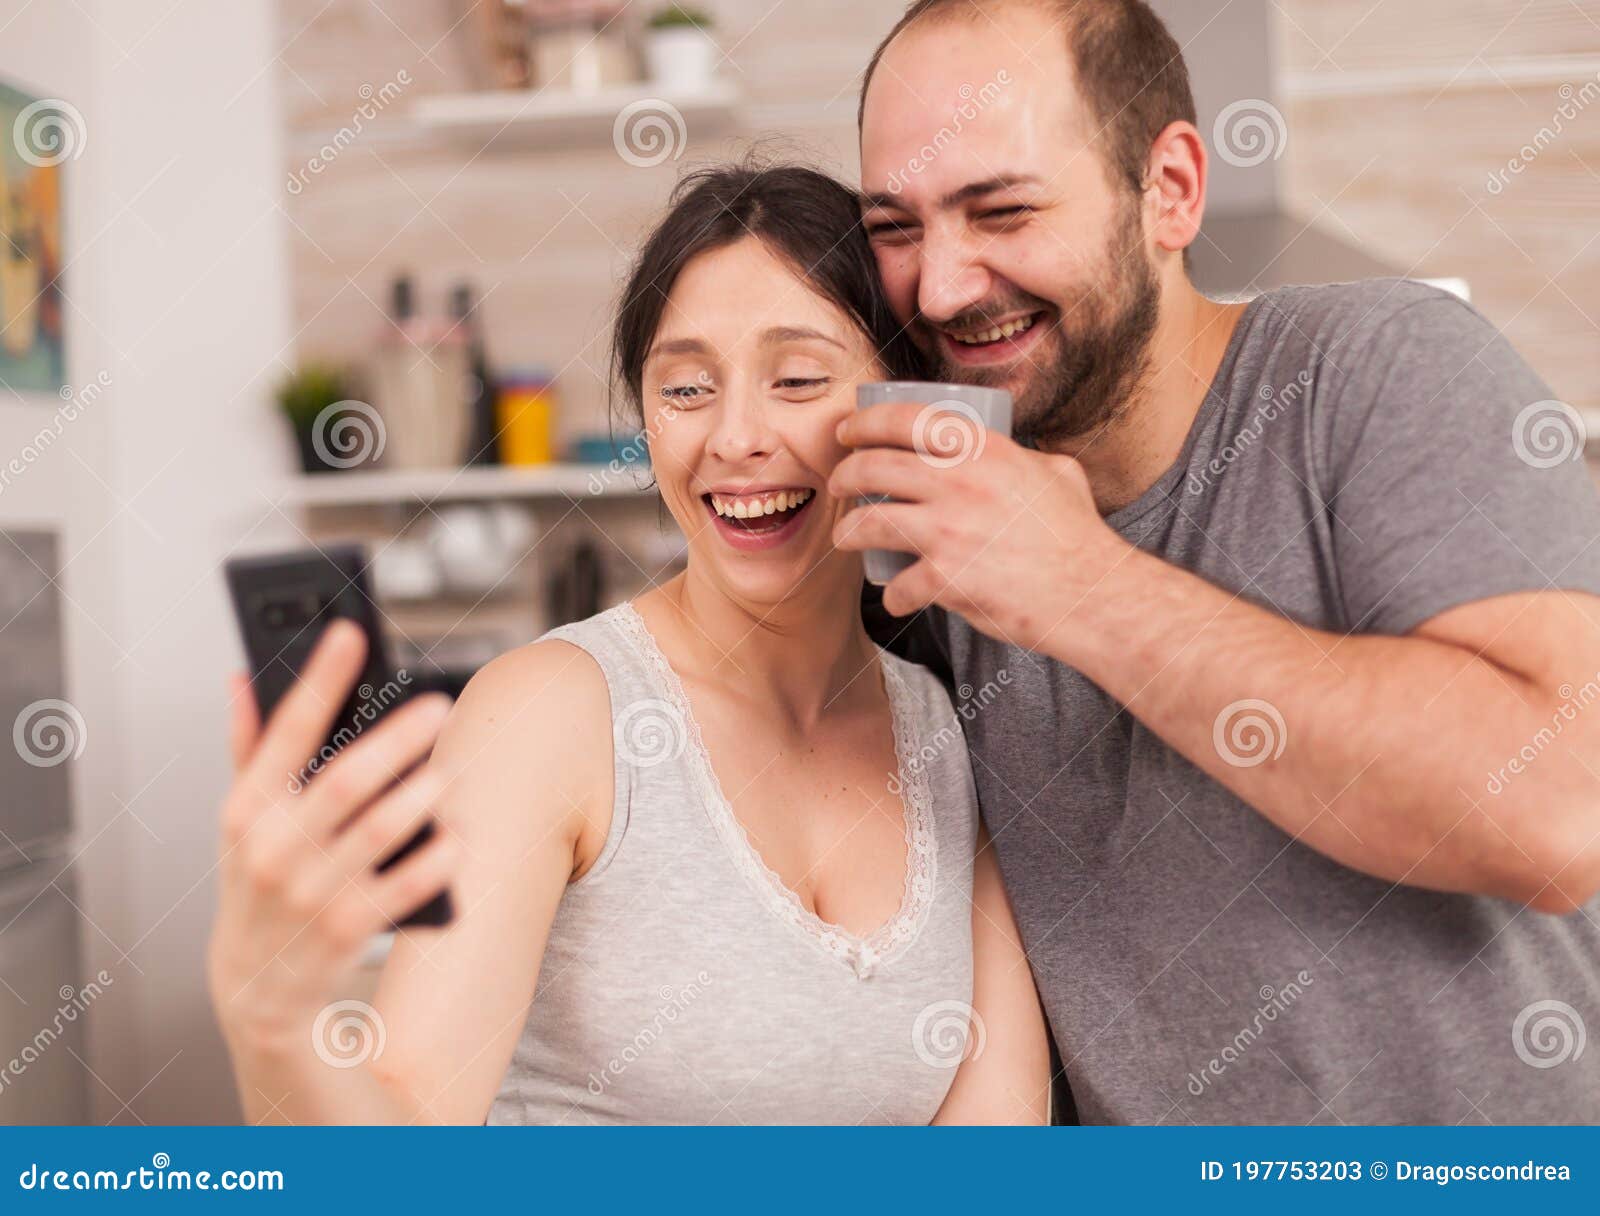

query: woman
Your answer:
[208,164,1050,1124]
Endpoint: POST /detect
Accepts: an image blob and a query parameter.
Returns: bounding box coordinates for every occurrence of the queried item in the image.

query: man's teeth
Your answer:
[949,314,1036,345]
[710,488,815,518]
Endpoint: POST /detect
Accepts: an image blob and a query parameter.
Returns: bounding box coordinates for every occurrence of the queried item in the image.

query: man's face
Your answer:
[859,5,1160,447]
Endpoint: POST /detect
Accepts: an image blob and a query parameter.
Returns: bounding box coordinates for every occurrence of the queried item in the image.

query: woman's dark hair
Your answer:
[611,162,922,429]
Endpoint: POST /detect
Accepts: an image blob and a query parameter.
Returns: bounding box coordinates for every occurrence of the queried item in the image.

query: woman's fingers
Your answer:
[297,693,455,840]
[327,761,447,878]
[228,673,262,773]
[241,619,369,796]
[364,821,459,927]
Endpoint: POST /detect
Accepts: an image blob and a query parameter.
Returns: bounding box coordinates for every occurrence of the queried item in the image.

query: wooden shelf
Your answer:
[281,463,654,507]
[410,81,738,151]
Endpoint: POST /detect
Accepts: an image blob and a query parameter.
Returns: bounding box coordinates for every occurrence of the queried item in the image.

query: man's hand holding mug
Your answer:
[831,380,1125,657]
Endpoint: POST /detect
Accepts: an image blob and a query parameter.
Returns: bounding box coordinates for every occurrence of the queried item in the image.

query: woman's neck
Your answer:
[642,564,879,729]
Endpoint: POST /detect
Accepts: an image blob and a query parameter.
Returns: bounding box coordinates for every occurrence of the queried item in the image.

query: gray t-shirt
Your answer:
[866,278,1600,1124]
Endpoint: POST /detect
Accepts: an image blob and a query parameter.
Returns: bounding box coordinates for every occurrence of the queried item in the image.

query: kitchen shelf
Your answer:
[281,463,653,507]
[410,81,739,151]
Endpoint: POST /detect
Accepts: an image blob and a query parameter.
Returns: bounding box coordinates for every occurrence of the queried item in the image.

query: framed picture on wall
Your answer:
[0,81,71,396]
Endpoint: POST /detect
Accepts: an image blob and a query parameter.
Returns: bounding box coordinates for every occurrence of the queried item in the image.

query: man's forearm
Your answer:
[1036,544,1595,908]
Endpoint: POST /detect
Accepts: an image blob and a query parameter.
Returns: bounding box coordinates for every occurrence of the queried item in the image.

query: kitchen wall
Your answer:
[275,0,1290,443]
[0,1,124,1124]
[0,0,296,1122]
[276,0,902,444]
[1277,0,1600,416]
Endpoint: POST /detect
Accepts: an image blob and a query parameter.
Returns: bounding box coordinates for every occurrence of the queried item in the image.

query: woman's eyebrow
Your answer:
[645,336,711,361]
[762,325,845,349]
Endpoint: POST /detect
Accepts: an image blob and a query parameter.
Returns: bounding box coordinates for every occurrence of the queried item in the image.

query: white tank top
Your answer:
[486,601,982,1125]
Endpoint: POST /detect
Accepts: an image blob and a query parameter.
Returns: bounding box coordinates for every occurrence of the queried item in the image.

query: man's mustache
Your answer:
[915,293,1054,334]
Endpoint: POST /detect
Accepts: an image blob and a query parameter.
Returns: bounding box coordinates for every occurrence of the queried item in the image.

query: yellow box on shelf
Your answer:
[497,370,555,465]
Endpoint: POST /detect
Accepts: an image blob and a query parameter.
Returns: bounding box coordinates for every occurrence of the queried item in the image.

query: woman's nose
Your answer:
[706,386,778,465]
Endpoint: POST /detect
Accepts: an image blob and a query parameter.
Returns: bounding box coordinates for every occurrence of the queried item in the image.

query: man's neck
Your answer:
[1055,284,1249,516]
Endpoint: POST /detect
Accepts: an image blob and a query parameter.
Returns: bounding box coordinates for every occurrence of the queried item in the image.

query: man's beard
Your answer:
[918,204,1161,450]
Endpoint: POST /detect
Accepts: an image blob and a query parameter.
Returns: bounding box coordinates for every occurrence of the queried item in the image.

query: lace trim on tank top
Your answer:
[611,601,937,980]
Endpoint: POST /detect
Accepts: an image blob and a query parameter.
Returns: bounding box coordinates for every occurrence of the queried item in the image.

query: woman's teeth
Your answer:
[949,314,1036,345]
[709,488,814,519]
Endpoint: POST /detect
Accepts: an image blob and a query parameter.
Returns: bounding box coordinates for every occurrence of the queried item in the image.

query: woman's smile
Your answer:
[701,486,819,552]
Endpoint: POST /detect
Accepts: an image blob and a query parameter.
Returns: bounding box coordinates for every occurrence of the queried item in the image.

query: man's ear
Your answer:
[1142,120,1207,257]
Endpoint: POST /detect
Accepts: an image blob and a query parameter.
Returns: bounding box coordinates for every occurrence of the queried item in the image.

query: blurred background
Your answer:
[0,0,1595,1123]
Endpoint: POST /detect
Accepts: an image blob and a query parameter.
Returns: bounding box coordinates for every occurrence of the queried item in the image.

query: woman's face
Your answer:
[641,237,884,607]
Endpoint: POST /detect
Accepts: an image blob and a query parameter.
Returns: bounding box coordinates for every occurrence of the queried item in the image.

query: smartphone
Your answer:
[224,543,453,928]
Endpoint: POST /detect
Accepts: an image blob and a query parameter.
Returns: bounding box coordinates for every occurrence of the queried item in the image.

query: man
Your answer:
[833,0,1600,1123]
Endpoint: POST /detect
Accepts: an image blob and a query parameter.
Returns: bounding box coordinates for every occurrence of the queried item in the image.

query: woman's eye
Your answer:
[660,384,705,401]
[775,376,832,393]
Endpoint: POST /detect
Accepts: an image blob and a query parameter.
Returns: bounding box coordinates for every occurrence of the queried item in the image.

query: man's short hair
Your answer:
[859,0,1198,196]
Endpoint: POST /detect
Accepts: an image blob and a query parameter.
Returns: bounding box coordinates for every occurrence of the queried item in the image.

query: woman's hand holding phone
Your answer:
[207,618,460,1058]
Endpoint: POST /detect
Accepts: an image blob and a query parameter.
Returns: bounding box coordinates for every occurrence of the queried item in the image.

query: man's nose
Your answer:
[916,233,992,324]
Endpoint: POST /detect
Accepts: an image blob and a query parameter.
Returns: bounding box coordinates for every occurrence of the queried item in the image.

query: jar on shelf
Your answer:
[496,369,557,465]
[528,2,635,93]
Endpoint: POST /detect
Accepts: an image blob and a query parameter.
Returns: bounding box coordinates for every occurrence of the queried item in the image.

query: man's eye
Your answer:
[978,205,1029,223]
[776,377,831,391]
[865,221,916,241]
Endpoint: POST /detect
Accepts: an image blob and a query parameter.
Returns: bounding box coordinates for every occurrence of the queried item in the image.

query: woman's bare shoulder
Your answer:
[429,638,613,840]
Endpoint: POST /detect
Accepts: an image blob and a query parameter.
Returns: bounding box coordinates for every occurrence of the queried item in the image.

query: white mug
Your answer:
[854,381,1013,585]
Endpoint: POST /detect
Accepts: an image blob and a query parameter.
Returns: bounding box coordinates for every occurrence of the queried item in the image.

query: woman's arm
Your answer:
[364,639,611,1122]
[932,824,1051,1125]
[213,636,609,1124]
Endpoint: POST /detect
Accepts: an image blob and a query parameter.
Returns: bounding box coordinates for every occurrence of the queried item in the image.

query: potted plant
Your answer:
[644,4,717,91]
[275,362,358,474]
